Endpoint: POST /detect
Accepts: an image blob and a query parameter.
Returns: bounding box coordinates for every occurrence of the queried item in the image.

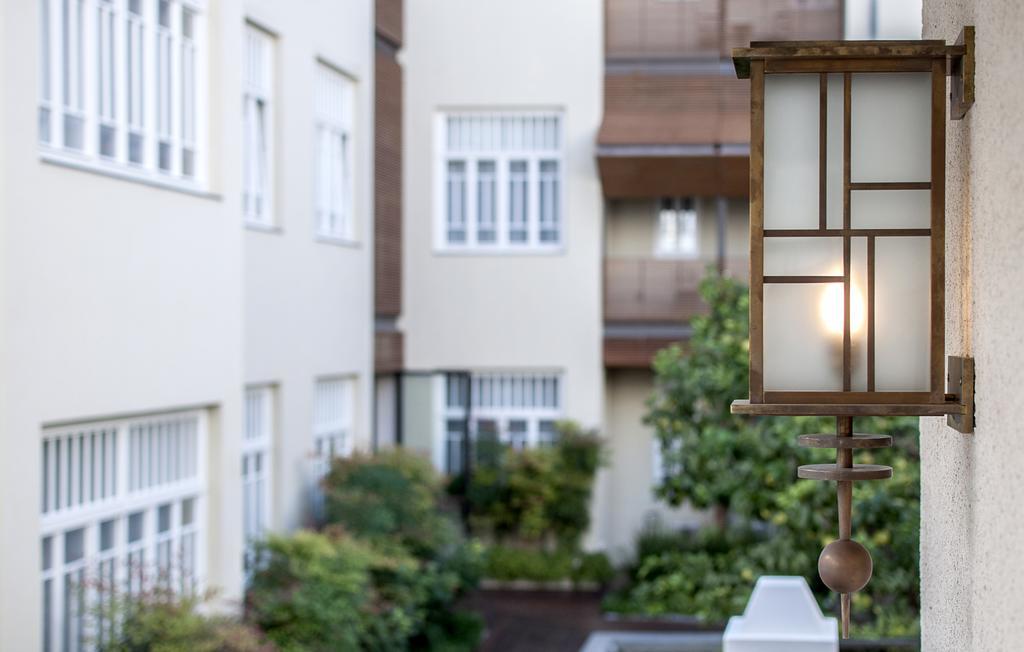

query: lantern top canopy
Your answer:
[732,40,964,80]
[729,32,976,421]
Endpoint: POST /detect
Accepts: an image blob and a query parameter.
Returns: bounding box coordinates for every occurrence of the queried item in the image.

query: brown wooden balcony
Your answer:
[605,258,707,323]
[603,257,747,367]
[604,257,749,322]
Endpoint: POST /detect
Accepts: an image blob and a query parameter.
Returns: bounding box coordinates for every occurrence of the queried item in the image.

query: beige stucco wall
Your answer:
[241,0,375,533]
[402,0,605,430]
[0,1,248,646]
[598,370,707,561]
[920,3,1024,650]
[0,0,375,646]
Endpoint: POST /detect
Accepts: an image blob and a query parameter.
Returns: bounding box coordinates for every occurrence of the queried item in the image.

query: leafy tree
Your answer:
[647,274,793,527]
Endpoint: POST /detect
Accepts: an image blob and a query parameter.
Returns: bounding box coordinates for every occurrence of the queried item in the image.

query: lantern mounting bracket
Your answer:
[946,355,975,433]
[949,26,975,120]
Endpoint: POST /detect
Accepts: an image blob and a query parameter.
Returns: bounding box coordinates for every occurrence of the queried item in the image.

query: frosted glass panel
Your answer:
[875,237,931,391]
[764,237,842,276]
[764,283,845,391]
[851,189,930,229]
[850,238,869,391]
[765,75,819,229]
[826,73,844,229]
[851,73,931,183]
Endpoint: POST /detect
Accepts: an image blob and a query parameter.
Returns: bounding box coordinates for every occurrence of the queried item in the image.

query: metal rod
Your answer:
[841,593,851,639]
[837,415,853,639]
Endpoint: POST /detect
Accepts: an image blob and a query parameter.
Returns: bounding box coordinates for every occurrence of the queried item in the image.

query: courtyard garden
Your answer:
[94,273,920,650]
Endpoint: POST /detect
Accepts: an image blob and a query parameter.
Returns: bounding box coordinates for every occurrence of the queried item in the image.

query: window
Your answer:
[40,411,206,651]
[310,378,354,514]
[243,25,274,226]
[651,436,682,487]
[443,372,561,475]
[314,63,355,241]
[439,113,564,250]
[38,0,206,184]
[655,197,700,258]
[243,386,273,569]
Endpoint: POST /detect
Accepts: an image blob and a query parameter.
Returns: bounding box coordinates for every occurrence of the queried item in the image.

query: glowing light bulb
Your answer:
[820,282,865,336]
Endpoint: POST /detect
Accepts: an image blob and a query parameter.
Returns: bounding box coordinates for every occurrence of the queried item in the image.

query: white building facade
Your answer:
[0,0,375,648]
[399,0,615,549]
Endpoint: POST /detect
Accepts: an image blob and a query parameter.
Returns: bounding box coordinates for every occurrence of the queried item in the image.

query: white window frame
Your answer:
[308,376,355,515]
[314,62,356,243]
[435,112,565,253]
[313,377,354,462]
[242,23,274,228]
[654,197,701,259]
[38,0,208,192]
[442,372,562,475]
[39,410,208,651]
[242,385,274,568]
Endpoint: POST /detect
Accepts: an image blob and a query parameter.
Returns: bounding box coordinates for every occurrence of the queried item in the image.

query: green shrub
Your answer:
[317,449,484,651]
[246,531,377,651]
[465,421,605,549]
[485,546,572,582]
[323,449,459,560]
[415,610,485,652]
[573,551,616,585]
[484,545,614,587]
[99,588,271,652]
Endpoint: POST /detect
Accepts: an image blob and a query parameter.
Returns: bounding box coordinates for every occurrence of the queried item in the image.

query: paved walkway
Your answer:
[465,589,714,652]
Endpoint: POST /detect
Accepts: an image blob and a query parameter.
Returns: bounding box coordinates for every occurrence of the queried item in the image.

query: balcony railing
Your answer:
[604,257,748,323]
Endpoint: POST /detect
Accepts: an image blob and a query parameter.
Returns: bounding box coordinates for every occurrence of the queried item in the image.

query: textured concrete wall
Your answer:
[920,3,1024,650]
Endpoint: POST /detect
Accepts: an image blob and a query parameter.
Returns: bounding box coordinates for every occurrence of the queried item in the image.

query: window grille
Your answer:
[655,197,700,258]
[443,372,562,474]
[310,378,354,515]
[243,25,274,226]
[38,0,207,184]
[314,64,355,241]
[439,112,564,250]
[242,386,273,569]
[39,410,206,651]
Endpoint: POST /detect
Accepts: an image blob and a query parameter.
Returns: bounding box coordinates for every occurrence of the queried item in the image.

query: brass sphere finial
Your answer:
[818,539,873,594]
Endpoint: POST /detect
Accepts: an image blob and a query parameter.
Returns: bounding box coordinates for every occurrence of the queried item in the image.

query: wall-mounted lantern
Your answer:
[731,30,976,638]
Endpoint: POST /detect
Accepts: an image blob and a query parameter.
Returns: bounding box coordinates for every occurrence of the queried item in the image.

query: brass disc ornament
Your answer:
[797,416,892,638]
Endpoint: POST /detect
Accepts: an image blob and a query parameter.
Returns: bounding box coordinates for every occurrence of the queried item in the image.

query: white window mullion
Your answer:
[496,153,508,247]
[61,0,87,150]
[50,534,65,652]
[168,0,181,176]
[80,0,97,157]
[465,155,478,246]
[112,0,127,162]
[180,5,197,177]
[527,157,540,246]
[143,0,158,170]
[44,0,63,145]
[192,3,207,183]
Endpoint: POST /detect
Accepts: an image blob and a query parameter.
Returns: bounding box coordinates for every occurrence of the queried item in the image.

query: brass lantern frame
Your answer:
[730,31,976,427]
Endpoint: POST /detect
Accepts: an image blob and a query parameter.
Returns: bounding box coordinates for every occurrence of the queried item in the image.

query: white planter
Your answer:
[723,576,838,652]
